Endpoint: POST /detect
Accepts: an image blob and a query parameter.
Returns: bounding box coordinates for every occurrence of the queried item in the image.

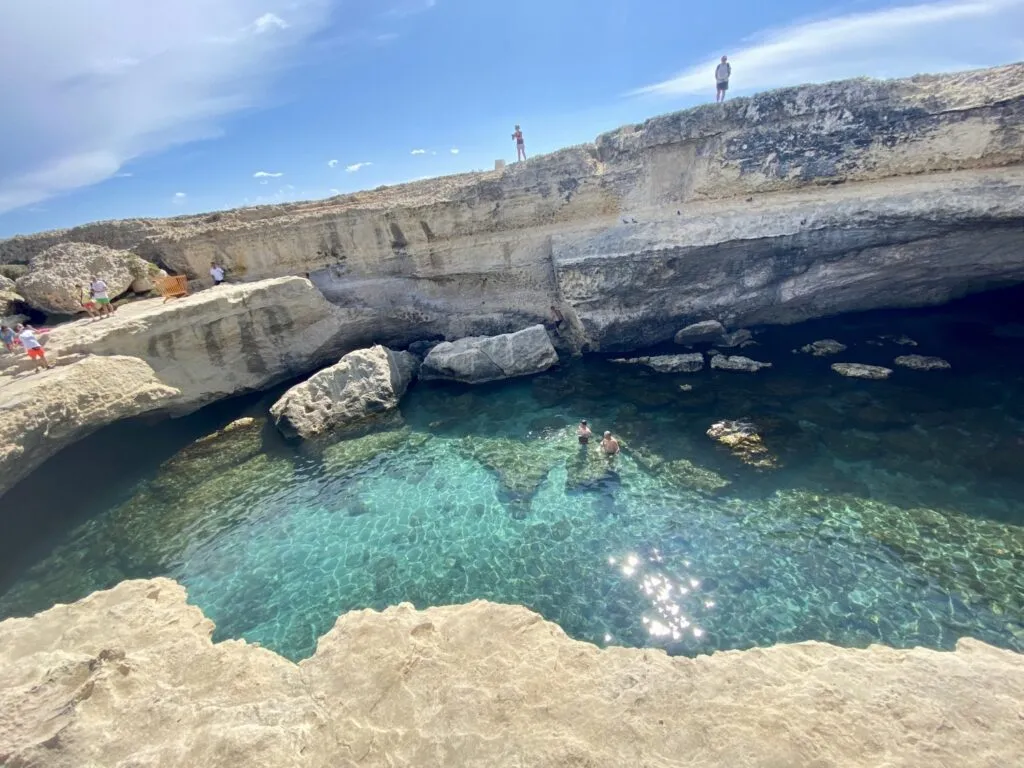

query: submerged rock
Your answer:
[710,355,772,373]
[456,432,568,496]
[610,353,704,373]
[270,345,419,440]
[321,428,430,475]
[673,320,725,345]
[706,419,779,469]
[894,354,951,371]
[421,325,558,384]
[15,242,151,314]
[831,363,893,380]
[881,334,918,346]
[800,339,847,356]
[630,445,730,494]
[716,329,753,348]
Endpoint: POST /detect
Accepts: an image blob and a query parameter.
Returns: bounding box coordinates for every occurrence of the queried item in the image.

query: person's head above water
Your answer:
[580,419,587,425]
[604,431,612,438]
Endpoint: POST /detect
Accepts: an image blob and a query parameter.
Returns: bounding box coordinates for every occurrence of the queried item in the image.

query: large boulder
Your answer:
[15,242,151,314]
[421,325,558,384]
[673,320,725,346]
[0,356,180,496]
[270,346,419,439]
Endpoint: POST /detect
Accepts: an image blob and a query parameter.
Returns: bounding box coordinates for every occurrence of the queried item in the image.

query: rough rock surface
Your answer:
[895,354,952,370]
[707,419,779,468]
[270,345,419,439]
[710,354,772,372]
[3,579,1022,768]
[611,353,704,373]
[673,320,725,345]
[832,362,893,380]
[800,339,847,356]
[15,242,150,314]
[421,325,558,383]
[0,275,23,317]
[42,277,354,411]
[3,65,1023,351]
[0,356,179,494]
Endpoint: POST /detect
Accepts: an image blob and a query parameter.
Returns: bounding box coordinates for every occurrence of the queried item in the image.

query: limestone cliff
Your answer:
[1,578,1022,767]
[2,65,1023,351]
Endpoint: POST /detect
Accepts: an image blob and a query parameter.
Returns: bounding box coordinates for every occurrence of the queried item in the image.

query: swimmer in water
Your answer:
[601,431,620,456]
[577,419,592,446]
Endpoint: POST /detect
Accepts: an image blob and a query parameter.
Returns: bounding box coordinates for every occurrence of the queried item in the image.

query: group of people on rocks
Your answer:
[77,276,116,319]
[0,323,51,371]
[576,419,620,456]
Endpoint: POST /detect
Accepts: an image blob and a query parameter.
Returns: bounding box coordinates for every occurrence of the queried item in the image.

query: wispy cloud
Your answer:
[346,162,372,172]
[114,172,133,178]
[410,148,427,155]
[450,147,459,154]
[172,192,187,205]
[329,188,340,195]
[327,158,338,168]
[385,0,437,18]
[633,0,1024,98]
[253,170,283,178]
[0,0,332,215]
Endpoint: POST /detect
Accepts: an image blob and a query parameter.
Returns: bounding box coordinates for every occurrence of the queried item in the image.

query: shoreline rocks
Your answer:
[421,325,558,384]
[832,363,893,380]
[270,346,419,440]
[611,353,704,373]
[894,354,951,371]
[711,355,772,373]
[673,320,725,346]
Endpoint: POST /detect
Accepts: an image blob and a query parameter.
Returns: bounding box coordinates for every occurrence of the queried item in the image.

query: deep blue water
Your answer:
[1,294,1023,661]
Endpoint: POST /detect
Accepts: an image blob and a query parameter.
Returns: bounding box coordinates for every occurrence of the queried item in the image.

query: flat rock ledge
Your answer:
[895,354,952,370]
[270,345,419,440]
[832,362,893,380]
[710,354,772,373]
[2,579,1022,768]
[611,353,704,373]
[421,325,558,384]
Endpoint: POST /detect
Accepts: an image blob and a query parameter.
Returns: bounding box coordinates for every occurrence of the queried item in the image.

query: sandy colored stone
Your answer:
[1,579,1023,768]
[421,325,558,383]
[0,356,179,495]
[673,320,725,345]
[271,345,419,439]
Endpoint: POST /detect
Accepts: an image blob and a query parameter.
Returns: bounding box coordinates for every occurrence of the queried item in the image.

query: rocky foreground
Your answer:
[1,579,1021,767]
[3,65,1024,352]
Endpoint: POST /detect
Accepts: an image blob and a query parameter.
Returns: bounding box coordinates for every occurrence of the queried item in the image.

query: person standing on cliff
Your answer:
[715,56,731,102]
[210,262,226,286]
[512,125,526,162]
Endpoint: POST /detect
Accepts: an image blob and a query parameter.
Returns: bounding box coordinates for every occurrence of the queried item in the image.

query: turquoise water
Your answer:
[2,299,1024,661]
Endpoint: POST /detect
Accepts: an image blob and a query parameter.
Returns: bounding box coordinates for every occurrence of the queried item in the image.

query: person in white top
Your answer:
[715,55,732,103]
[89,276,115,316]
[210,263,226,286]
[15,324,51,370]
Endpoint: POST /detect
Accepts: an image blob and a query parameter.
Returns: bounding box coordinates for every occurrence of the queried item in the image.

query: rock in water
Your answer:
[706,419,779,468]
[831,363,893,380]
[800,339,847,356]
[673,320,725,345]
[710,355,772,373]
[611,353,704,373]
[421,325,558,384]
[894,354,951,371]
[716,329,753,348]
[15,242,152,314]
[270,345,419,439]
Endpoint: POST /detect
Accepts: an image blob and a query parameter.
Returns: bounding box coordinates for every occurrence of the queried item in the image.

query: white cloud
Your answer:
[450,148,459,154]
[346,162,372,172]
[174,192,187,198]
[329,188,340,195]
[172,192,187,205]
[327,158,338,168]
[253,170,283,178]
[0,0,332,214]
[410,148,426,155]
[114,172,133,178]
[633,0,1024,98]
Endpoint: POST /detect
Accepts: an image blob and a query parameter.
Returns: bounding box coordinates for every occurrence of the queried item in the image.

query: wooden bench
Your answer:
[155,275,189,302]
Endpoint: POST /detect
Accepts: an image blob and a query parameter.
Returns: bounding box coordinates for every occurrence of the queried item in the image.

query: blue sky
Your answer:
[1,0,1022,237]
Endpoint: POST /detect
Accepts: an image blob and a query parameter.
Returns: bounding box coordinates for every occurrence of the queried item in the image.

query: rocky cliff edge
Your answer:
[1,578,1022,767]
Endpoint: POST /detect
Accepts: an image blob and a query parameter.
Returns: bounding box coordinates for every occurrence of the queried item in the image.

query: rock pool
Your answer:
[1,294,1023,661]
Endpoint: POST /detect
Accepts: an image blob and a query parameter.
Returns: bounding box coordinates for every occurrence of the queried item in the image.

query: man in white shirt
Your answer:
[715,55,731,103]
[16,324,51,370]
[90,276,115,316]
[210,262,226,286]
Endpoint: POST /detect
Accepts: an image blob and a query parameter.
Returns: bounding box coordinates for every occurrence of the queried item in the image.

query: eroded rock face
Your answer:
[832,363,893,380]
[673,320,725,345]
[15,242,150,314]
[0,356,180,494]
[611,353,704,373]
[895,354,951,370]
[0,275,24,317]
[4,579,1022,768]
[710,355,772,373]
[421,325,558,384]
[270,346,419,439]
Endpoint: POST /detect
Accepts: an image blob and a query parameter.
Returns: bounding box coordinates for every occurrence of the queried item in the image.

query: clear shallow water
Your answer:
[2,297,1024,661]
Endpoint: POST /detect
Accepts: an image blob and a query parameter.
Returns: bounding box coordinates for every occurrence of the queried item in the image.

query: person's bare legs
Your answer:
[518,145,526,161]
